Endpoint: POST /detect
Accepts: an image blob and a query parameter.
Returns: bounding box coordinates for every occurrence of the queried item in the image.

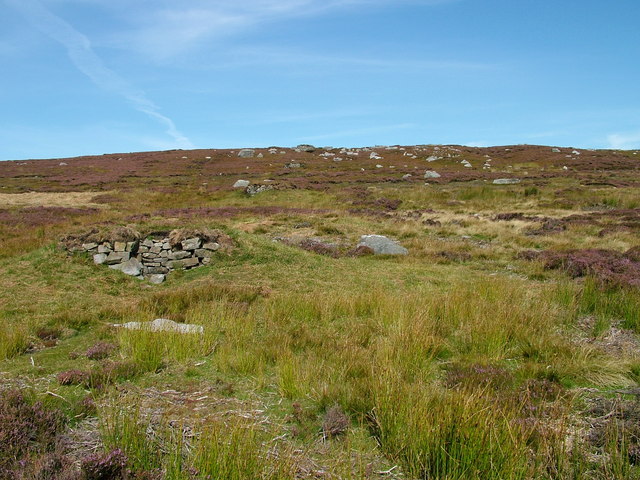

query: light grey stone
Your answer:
[98,244,112,254]
[233,179,250,188]
[112,318,203,334]
[238,149,255,158]
[492,178,521,185]
[402,174,412,179]
[93,253,107,265]
[150,245,162,254]
[356,235,408,256]
[181,237,202,251]
[113,241,126,252]
[142,252,158,259]
[162,242,171,250]
[168,250,191,260]
[285,162,302,168]
[142,239,154,248]
[120,258,143,276]
[82,242,98,251]
[424,170,441,179]
[105,252,130,265]
[203,242,220,251]
[149,274,166,285]
[138,245,149,253]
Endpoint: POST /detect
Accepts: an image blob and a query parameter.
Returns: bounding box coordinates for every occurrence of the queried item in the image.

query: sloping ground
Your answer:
[0,144,640,479]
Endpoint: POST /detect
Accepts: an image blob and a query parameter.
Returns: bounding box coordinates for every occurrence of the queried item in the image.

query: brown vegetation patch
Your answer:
[0,206,98,227]
[521,248,640,288]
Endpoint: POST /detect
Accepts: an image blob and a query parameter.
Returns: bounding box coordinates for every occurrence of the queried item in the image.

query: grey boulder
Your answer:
[424,170,441,179]
[357,235,408,255]
[238,149,255,158]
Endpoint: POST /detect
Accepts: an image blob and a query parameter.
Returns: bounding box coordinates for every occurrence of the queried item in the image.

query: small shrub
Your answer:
[322,405,350,438]
[85,342,117,360]
[57,369,90,386]
[0,390,66,475]
[81,448,129,480]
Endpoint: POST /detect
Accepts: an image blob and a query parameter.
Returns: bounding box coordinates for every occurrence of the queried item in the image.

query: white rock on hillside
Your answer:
[113,318,203,334]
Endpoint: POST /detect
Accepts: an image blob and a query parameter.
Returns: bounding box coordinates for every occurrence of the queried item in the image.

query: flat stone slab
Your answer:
[112,318,203,334]
[424,170,441,179]
[105,251,130,265]
[357,235,408,255]
[168,257,200,270]
[168,250,191,260]
[493,178,521,185]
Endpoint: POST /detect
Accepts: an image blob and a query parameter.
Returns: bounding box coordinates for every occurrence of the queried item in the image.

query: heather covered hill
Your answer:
[1,144,640,479]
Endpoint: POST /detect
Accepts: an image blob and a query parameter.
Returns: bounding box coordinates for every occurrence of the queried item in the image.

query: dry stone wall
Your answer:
[74,229,228,284]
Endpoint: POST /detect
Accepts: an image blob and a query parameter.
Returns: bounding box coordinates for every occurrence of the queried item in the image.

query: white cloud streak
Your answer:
[607,130,640,150]
[5,0,193,148]
[41,0,458,59]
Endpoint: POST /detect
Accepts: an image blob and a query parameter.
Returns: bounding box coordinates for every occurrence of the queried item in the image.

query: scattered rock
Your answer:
[112,318,203,334]
[295,144,316,153]
[148,274,166,284]
[237,149,255,158]
[356,235,408,255]
[246,184,274,196]
[233,180,250,188]
[93,253,107,265]
[285,162,302,169]
[424,170,441,179]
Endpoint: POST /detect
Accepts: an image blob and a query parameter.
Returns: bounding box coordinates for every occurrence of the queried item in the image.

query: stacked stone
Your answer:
[81,236,220,284]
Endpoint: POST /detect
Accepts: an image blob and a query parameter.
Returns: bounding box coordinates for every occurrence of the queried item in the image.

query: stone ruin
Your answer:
[62,227,232,284]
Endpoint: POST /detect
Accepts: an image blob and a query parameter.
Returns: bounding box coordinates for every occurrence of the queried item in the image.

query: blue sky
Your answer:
[1,0,639,160]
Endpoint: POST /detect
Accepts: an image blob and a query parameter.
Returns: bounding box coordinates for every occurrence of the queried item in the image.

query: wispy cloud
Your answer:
[607,130,640,150]
[5,0,193,148]
[52,0,458,60]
